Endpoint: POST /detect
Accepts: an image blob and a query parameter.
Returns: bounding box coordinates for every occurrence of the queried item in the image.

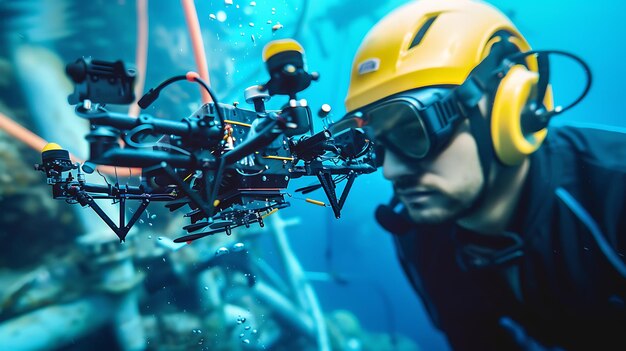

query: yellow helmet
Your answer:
[345,0,531,112]
[343,0,557,166]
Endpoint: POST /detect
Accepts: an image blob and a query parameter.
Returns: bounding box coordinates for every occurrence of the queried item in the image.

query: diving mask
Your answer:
[331,88,465,163]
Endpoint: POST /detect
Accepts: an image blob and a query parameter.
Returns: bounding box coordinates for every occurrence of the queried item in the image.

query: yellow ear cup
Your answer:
[491,64,548,166]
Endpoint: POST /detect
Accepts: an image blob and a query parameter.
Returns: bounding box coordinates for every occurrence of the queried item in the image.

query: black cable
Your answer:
[508,49,592,116]
[138,74,225,130]
[191,76,225,129]
[96,169,111,187]
[137,76,187,108]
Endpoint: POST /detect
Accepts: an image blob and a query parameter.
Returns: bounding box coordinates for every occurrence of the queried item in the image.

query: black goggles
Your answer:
[331,88,465,162]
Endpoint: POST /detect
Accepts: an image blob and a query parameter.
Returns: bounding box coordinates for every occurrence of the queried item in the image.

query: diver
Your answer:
[332,0,626,350]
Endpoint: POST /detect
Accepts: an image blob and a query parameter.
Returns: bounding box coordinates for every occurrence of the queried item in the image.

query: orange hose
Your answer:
[128,0,149,117]
[181,0,212,103]
[0,111,141,176]
[0,111,48,152]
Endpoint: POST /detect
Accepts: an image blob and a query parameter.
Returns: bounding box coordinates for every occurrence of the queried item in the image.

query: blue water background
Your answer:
[2,0,625,350]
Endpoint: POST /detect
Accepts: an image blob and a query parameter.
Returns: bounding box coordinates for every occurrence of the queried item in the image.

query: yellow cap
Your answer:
[263,39,304,62]
[42,142,63,153]
[345,0,531,112]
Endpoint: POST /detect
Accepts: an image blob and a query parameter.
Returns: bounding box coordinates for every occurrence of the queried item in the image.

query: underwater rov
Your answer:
[35,39,376,243]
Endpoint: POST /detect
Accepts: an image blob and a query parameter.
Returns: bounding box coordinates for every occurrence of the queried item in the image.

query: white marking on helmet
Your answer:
[358,58,380,75]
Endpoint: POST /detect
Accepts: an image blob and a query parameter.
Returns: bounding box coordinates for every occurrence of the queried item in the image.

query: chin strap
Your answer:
[453,81,497,215]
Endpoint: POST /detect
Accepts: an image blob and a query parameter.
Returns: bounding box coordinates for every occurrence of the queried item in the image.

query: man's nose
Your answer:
[383,149,419,181]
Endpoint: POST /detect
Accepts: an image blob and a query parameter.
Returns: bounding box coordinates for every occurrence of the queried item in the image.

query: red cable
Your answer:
[181,0,213,103]
[0,111,140,176]
[0,111,48,152]
[128,0,149,117]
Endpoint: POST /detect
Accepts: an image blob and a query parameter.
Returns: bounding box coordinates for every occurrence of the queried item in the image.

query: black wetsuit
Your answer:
[391,125,626,351]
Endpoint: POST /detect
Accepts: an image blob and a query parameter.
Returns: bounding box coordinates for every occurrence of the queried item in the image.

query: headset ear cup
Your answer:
[491,65,548,166]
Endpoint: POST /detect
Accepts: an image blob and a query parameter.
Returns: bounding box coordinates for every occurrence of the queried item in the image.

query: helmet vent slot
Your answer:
[408,15,438,50]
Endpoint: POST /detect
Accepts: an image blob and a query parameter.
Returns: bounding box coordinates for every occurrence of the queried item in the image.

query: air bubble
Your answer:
[216,247,230,256]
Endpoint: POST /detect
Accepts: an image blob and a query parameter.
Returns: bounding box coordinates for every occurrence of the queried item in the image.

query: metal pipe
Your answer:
[0,295,113,351]
[252,281,315,339]
[266,213,331,351]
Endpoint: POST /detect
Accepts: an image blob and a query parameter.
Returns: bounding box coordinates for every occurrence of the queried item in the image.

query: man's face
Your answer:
[382,122,484,224]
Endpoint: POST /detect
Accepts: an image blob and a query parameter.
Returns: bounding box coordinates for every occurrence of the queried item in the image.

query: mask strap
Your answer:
[451,36,519,209]
[465,104,494,210]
